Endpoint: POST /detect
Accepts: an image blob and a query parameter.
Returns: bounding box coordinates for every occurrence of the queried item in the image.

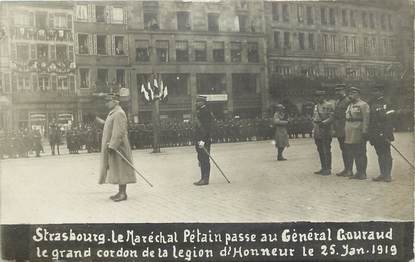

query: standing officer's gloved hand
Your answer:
[198,141,205,148]
[107,143,114,152]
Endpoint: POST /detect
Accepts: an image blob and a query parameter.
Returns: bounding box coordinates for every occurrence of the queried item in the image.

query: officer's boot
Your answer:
[383,155,393,182]
[277,147,287,161]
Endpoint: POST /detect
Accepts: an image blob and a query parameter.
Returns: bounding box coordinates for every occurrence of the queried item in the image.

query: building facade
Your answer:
[264,0,413,110]
[74,0,268,122]
[0,0,412,131]
[1,2,76,133]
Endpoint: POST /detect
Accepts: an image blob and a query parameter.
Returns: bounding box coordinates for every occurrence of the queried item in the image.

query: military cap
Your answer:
[335,84,347,90]
[348,86,361,93]
[314,90,327,96]
[103,93,120,101]
[196,95,207,102]
[274,103,285,109]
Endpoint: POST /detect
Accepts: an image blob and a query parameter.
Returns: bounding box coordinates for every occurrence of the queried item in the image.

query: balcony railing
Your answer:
[10,27,73,42]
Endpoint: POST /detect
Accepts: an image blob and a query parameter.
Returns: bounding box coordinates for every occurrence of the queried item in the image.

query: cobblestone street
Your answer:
[0,133,413,224]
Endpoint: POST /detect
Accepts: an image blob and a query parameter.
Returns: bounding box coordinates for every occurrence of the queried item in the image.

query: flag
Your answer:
[161,80,168,101]
[147,81,154,101]
[153,77,159,98]
[141,84,149,101]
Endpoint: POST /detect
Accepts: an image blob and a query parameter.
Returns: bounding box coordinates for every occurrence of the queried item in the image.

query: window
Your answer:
[16,44,29,61]
[282,4,289,22]
[156,40,169,63]
[350,10,356,27]
[17,73,30,91]
[176,41,189,62]
[96,6,106,22]
[196,74,225,94]
[230,42,242,62]
[38,75,49,91]
[388,15,392,30]
[56,45,67,60]
[37,44,48,59]
[96,69,108,92]
[297,5,304,23]
[306,6,313,24]
[115,36,125,55]
[56,77,68,90]
[380,14,386,30]
[370,37,376,51]
[232,74,257,96]
[237,15,248,32]
[321,7,327,25]
[283,32,290,49]
[36,12,47,29]
[330,35,336,52]
[342,9,348,26]
[382,38,388,55]
[322,34,329,51]
[112,7,124,23]
[135,40,150,62]
[97,35,107,55]
[351,36,357,53]
[15,13,32,26]
[329,8,335,25]
[343,36,349,53]
[78,34,89,54]
[212,41,224,62]
[364,37,369,54]
[79,69,89,88]
[274,31,280,49]
[272,3,279,21]
[247,42,259,62]
[54,14,67,28]
[116,69,125,88]
[369,13,375,28]
[308,33,315,50]
[298,33,305,50]
[177,12,191,31]
[161,74,188,96]
[324,67,336,79]
[362,11,367,27]
[194,41,207,62]
[143,1,159,30]
[208,13,219,32]
[76,5,88,20]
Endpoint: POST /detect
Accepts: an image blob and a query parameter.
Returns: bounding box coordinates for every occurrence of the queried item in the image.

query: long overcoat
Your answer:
[273,112,289,148]
[98,105,136,185]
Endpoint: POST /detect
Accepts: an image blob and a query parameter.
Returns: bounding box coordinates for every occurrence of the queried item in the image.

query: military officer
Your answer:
[368,85,394,182]
[193,95,214,186]
[333,84,352,177]
[344,87,370,180]
[312,90,335,176]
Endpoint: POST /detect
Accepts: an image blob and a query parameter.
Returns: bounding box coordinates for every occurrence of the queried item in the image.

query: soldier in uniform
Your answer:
[272,104,289,160]
[368,85,394,182]
[344,87,370,180]
[193,95,214,186]
[333,84,352,177]
[32,129,43,157]
[95,93,136,201]
[312,90,334,176]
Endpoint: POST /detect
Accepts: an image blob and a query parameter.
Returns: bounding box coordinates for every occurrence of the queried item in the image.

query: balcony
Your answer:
[12,90,77,103]
[10,27,73,42]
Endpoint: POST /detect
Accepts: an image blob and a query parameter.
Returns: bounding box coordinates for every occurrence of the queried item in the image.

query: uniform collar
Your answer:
[108,105,121,116]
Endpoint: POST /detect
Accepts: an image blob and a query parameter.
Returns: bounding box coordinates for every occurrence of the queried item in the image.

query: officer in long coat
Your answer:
[193,95,214,186]
[272,104,289,160]
[368,85,394,182]
[312,90,334,176]
[344,87,370,180]
[95,93,136,201]
[333,84,352,176]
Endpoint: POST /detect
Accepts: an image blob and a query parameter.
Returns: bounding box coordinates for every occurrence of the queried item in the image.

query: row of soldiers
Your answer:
[0,129,43,159]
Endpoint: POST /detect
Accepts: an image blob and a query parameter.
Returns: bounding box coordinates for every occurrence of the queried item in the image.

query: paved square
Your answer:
[0,133,413,224]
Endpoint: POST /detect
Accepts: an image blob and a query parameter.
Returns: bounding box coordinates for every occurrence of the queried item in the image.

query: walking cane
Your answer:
[387,141,415,170]
[114,149,154,187]
[202,147,231,183]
